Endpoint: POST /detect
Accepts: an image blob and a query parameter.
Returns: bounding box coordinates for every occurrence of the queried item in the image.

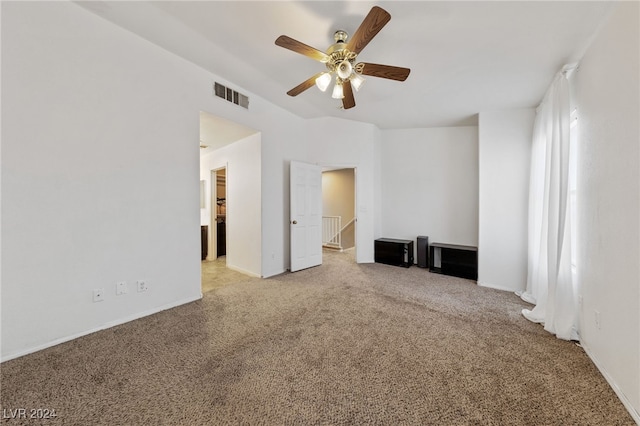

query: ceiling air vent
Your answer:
[213,82,249,109]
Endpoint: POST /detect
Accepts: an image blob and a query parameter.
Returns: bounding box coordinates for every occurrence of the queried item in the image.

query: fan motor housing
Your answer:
[326,48,357,73]
[327,41,348,56]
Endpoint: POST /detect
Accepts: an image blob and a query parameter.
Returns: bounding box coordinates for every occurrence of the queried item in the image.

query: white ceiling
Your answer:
[199,111,258,154]
[78,1,613,146]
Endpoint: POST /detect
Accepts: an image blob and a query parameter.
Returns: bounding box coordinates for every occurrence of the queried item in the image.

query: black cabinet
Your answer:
[375,238,414,268]
[429,243,477,280]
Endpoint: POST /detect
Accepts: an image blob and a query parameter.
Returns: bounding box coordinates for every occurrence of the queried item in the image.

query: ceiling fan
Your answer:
[275,6,410,110]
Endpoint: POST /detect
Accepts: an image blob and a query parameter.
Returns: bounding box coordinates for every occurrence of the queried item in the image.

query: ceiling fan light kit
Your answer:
[315,72,332,92]
[331,79,344,99]
[275,6,410,110]
[351,73,365,92]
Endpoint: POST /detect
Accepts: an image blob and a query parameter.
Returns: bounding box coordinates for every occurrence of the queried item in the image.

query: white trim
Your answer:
[0,294,203,363]
[226,263,261,278]
[580,341,640,424]
[262,268,286,278]
[477,281,524,294]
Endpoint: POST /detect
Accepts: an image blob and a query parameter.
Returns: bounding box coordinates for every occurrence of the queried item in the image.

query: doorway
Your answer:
[199,110,261,290]
[211,167,227,260]
[322,168,356,253]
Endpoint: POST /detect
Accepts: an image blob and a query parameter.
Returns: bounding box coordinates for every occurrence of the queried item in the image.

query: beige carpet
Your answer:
[1,249,634,425]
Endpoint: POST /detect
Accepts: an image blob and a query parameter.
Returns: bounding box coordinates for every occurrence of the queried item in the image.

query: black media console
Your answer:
[374,238,414,268]
[429,243,478,280]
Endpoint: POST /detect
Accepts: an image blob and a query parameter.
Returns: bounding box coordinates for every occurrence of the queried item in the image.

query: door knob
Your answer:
[292,220,297,225]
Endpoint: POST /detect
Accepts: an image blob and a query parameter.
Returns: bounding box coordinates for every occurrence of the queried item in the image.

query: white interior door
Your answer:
[290,161,322,272]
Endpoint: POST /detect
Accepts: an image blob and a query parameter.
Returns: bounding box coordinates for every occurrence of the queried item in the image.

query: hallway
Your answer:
[201,256,256,293]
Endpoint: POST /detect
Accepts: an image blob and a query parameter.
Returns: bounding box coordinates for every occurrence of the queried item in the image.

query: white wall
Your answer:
[374,128,383,240]
[380,127,479,261]
[1,2,201,359]
[573,2,640,420]
[259,119,309,277]
[0,2,308,360]
[200,134,262,277]
[478,109,534,292]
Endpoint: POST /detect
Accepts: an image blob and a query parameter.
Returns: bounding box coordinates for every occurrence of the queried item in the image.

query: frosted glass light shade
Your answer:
[331,82,344,99]
[351,74,365,91]
[315,73,331,92]
[337,60,352,79]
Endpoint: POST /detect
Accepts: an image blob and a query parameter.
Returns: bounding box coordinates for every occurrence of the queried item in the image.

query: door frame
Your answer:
[320,164,358,260]
[210,166,227,261]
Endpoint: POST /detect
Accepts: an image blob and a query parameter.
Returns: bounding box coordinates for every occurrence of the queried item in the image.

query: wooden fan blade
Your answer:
[342,80,356,109]
[275,35,329,63]
[346,6,391,55]
[357,63,411,81]
[286,72,324,97]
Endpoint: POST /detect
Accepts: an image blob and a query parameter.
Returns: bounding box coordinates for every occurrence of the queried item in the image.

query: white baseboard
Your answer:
[1,294,203,363]
[581,341,640,424]
[261,268,286,278]
[226,263,261,278]
[477,280,522,293]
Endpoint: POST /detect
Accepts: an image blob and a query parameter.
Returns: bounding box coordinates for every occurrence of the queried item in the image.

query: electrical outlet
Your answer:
[595,310,601,330]
[137,280,148,292]
[93,288,105,303]
[116,281,128,295]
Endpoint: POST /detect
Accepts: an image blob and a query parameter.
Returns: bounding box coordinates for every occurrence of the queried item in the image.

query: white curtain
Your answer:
[519,65,578,341]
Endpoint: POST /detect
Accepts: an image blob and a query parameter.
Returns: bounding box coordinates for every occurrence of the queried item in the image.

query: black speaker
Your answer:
[417,236,429,268]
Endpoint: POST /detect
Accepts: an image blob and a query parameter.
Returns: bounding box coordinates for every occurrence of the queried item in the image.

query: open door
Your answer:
[290,161,322,272]
[212,168,226,259]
